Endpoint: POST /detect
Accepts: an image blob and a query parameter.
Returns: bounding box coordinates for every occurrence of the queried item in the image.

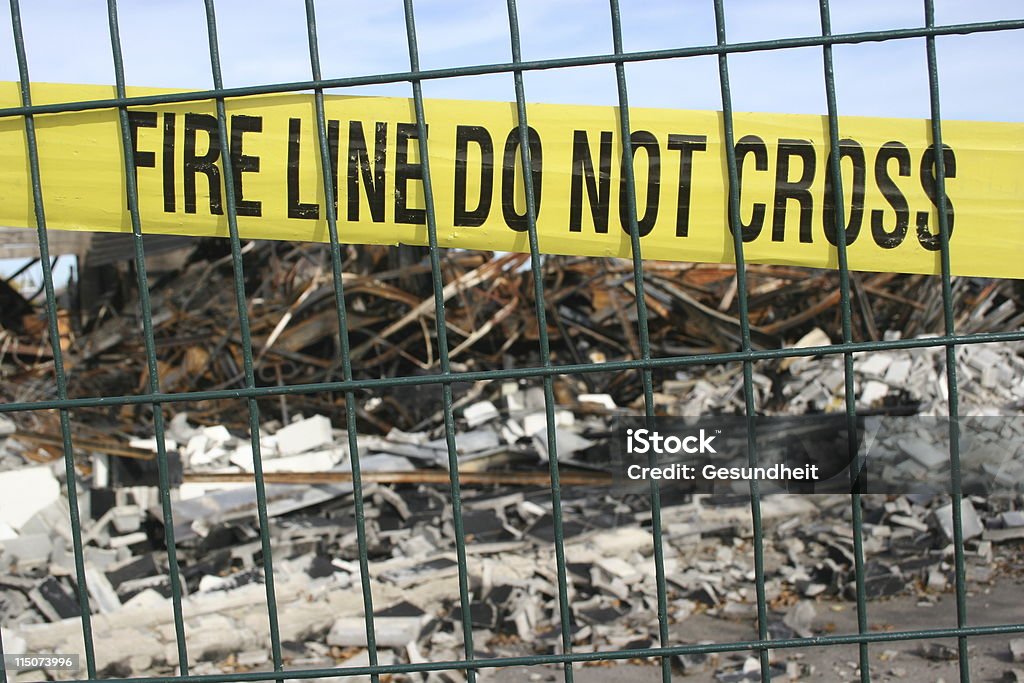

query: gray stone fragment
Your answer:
[326,616,424,648]
[900,438,949,469]
[783,601,816,638]
[932,499,984,542]
[1001,511,1024,528]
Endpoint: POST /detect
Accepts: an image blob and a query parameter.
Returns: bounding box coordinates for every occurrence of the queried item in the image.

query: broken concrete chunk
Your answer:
[859,353,893,378]
[782,601,816,638]
[463,401,499,428]
[84,564,121,614]
[578,394,617,410]
[899,437,949,469]
[932,499,984,542]
[276,414,334,456]
[0,465,60,531]
[532,428,594,460]
[326,616,425,648]
[859,380,889,406]
[1000,511,1024,528]
[1011,638,1024,663]
[0,533,52,569]
[594,557,643,586]
[128,436,178,452]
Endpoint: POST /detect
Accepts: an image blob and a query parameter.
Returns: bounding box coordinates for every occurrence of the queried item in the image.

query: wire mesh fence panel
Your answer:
[1,2,1023,683]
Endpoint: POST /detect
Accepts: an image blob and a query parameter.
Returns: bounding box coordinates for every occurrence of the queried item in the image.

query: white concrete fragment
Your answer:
[167,412,198,443]
[128,436,178,452]
[1001,511,1024,528]
[927,569,947,591]
[0,465,60,531]
[0,533,51,567]
[533,428,594,460]
[202,425,233,445]
[859,353,893,378]
[110,505,142,534]
[93,453,110,487]
[783,601,816,638]
[108,531,147,548]
[276,415,334,455]
[1011,638,1024,663]
[326,616,424,648]
[932,499,984,542]
[859,380,889,406]
[262,448,345,473]
[888,514,928,533]
[122,588,168,611]
[595,557,642,585]
[463,401,499,428]
[84,564,121,614]
[523,410,573,436]
[884,358,912,386]
[899,437,948,469]
[578,393,617,410]
[794,328,830,348]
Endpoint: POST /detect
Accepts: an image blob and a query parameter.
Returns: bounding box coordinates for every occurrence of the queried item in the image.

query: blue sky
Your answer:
[0,0,1021,122]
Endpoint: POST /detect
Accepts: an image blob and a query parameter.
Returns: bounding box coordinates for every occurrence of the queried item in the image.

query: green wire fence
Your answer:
[1,2,1024,683]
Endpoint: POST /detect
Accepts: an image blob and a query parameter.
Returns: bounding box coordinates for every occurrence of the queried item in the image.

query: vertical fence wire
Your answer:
[922,1,970,681]
[399,1,478,679]
[816,1,873,680]
[300,2,381,680]
[199,1,285,678]
[6,0,98,677]
[103,0,191,674]
[503,2,576,680]
[606,2,674,680]
[709,1,774,679]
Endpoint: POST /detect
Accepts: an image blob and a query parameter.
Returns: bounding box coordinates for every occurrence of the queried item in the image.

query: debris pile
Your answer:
[3,243,1022,426]
[2,404,1023,680]
[1,243,1023,680]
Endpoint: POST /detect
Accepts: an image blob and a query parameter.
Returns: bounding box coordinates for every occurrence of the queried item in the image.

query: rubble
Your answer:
[1012,638,1024,664]
[0,244,1022,678]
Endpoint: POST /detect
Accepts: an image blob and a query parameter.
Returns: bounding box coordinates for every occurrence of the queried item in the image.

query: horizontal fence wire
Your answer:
[1,2,1023,683]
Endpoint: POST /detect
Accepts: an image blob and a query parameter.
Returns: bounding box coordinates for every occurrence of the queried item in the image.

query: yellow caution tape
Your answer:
[1,82,1022,278]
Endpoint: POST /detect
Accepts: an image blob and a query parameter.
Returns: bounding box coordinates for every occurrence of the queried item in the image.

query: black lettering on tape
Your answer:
[348,121,388,223]
[871,141,911,249]
[667,134,707,237]
[287,118,319,219]
[917,144,956,251]
[453,125,494,227]
[162,113,175,213]
[732,135,768,242]
[229,114,262,218]
[183,113,223,215]
[501,126,542,232]
[326,120,341,213]
[823,138,866,247]
[773,139,816,243]
[126,111,156,210]
[395,123,426,225]
[619,130,660,238]
[569,130,612,234]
